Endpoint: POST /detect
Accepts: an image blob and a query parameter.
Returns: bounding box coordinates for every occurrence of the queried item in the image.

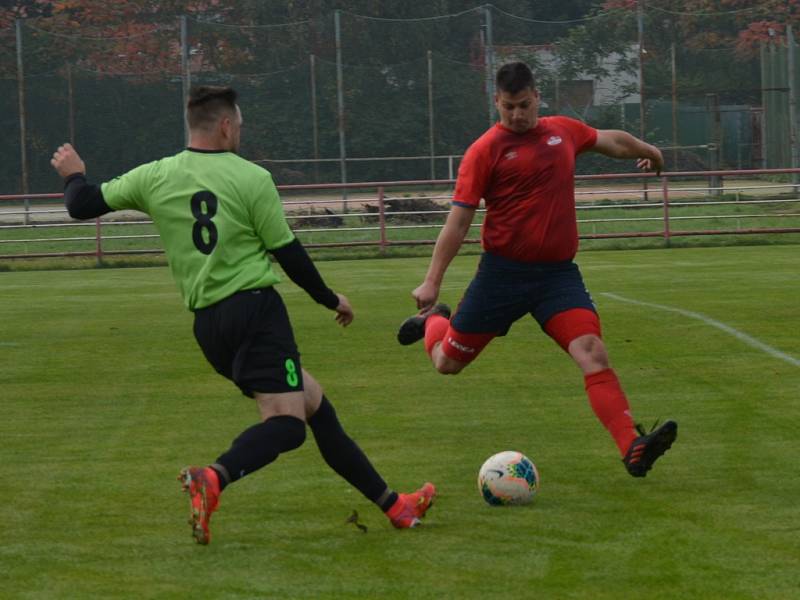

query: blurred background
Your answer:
[0,0,797,192]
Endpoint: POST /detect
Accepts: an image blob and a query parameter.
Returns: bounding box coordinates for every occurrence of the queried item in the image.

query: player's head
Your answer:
[186,86,242,153]
[495,62,540,134]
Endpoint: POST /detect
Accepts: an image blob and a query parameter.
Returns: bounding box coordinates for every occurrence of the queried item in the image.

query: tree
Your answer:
[554,0,798,105]
[3,0,794,191]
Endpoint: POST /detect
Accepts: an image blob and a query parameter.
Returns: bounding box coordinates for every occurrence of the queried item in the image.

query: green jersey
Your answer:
[101,149,294,310]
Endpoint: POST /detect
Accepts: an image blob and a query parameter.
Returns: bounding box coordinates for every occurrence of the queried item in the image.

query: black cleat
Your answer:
[397,303,451,345]
[623,420,678,477]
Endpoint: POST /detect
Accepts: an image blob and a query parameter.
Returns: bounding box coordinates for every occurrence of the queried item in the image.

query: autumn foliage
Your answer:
[601,0,799,54]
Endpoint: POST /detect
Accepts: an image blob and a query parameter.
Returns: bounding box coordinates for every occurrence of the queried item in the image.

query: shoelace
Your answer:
[635,418,661,437]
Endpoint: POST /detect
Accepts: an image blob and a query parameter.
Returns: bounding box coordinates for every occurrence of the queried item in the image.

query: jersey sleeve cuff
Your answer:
[452,200,476,208]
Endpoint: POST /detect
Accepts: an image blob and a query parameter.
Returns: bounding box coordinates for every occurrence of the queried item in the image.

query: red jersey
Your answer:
[453,116,597,262]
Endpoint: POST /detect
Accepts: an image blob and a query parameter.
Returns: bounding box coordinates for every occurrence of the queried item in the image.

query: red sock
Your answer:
[584,368,637,456]
[424,315,449,356]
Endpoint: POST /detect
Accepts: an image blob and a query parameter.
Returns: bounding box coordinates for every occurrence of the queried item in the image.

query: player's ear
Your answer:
[219,116,232,138]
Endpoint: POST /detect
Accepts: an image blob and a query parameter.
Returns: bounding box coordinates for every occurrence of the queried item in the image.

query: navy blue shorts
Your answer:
[450,252,597,335]
[193,287,303,397]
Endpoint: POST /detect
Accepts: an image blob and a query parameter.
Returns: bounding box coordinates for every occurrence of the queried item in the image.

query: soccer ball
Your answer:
[478,451,540,506]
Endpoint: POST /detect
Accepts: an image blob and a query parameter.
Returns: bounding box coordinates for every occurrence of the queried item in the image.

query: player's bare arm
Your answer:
[413,204,475,310]
[592,130,664,175]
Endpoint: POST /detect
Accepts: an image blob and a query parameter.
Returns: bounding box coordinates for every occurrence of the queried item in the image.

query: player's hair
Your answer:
[496,62,536,94]
[186,86,238,131]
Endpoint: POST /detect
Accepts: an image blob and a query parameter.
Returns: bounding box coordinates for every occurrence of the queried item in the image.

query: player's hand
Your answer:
[333,293,354,327]
[51,143,86,178]
[636,146,664,176]
[411,280,439,311]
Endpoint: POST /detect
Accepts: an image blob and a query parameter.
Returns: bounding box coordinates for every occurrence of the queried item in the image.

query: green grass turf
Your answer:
[1,245,799,599]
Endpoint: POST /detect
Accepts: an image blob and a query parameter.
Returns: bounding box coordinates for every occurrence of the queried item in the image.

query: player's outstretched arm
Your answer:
[270,238,351,326]
[50,143,113,220]
[591,130,664,175]
[51,143,85,178]
[412,204,475,311]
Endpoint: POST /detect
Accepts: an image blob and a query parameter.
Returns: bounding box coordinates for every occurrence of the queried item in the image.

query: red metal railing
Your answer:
[1,168,799,260]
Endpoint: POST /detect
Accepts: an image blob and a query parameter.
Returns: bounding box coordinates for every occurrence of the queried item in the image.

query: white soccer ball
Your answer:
[478,450,540,506]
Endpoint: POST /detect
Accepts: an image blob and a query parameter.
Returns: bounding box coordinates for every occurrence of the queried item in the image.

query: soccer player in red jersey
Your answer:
[398,62,677,477]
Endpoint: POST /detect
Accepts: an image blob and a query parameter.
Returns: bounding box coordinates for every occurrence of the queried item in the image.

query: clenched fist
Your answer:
[51,143,86,178]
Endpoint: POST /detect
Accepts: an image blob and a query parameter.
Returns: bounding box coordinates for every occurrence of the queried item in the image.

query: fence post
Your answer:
[334,10,348,210]
[706,93,722,197]
[427,50,435,180]
[66,62,75,145]
[661,175,671,248]
[377,186,387,255]
[310,54,320,183]
[15,19,30,225]
[670,42,678,170]
[483,6,495,127]
[707,143,722,199]
[180,15,191,146]
[637,1,649,203]
[95,217,104,266]
[787,25,799,190]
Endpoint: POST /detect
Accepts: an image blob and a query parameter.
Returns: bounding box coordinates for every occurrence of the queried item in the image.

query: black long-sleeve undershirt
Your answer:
[63,173,113,220]
[270,238,340,310]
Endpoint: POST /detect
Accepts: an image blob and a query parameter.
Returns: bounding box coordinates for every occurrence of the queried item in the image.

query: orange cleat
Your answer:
[178,466,221,545]
[386,482,437,528]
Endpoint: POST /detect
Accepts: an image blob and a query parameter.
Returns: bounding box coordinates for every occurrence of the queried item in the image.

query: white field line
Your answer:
[600,292,800,368]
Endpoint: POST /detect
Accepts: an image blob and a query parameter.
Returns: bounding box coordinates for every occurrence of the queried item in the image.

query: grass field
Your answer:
[2,245,799,599]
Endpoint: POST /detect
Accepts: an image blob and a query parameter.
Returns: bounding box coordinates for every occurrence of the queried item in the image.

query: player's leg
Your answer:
[534,264,636,453]
[535,264,676,477]
[430,326,495,374]
[397,302,451,346]
[398,254,516,374]
[180,389,307,545]
[302,369,435,528]
[545,309,638,455]
[211,389,307,488]
[181,288,308,544]
[546,310,678,477]
[397,303,478,374]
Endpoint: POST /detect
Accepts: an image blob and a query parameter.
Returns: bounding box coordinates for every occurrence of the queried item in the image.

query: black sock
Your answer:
[308,395,396,510]
[210,465,229,492]
[215,415,306,485]
[379,490,400,512]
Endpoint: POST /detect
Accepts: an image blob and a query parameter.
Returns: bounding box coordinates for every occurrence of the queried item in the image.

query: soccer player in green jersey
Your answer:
[50,85,435,545]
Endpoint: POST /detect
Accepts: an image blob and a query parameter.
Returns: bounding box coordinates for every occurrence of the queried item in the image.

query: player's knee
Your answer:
[283,416,307,451]
[433,354,466,375]
[292,427,307,450]
[568,334,609,372]
[264,414,307,452]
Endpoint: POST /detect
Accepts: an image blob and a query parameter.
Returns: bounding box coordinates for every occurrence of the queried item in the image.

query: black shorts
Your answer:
[450,252,597,335]
[192,287,303,397]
